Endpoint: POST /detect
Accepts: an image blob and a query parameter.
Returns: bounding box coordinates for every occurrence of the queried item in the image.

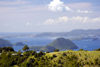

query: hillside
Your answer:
[31,38,78,52]
[0,39,12,47]
[44,51,100,67]
[0,49,100,67]
[48,38,78,50]
[41,38,78,52]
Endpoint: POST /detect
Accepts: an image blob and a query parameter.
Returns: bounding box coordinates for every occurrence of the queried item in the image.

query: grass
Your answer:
[1,50,100,67]
[45,50,100,67]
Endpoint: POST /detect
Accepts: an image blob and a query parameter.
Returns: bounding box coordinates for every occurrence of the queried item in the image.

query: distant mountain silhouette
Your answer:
[41,38,78,52]
[0,39,12,47]
[0,29,100,40]
[34,29,100,40]
[14,42,25,46]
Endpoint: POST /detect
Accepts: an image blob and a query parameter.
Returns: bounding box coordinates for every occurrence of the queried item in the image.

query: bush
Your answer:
[22,45,29,51]
[54,49,59,52]
[79,49,84,51]
[53,54,57,58]
[0,47,14,53]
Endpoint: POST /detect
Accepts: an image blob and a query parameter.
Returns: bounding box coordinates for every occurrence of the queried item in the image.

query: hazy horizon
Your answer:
[0,28,100,33]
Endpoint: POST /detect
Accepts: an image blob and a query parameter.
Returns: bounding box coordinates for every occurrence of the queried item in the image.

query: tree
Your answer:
[38,51,45,57]
[17,50,22,56]
[22,45,29,51]
[54,49,59,52]
[0,47,14,53]
[79,49,84,51]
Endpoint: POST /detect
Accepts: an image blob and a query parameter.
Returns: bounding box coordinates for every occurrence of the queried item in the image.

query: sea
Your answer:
[4,37,100,51]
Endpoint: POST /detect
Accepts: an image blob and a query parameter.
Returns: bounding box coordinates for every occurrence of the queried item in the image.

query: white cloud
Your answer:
[44,16,100,25]
[48,0,72,12]
[58,16,69,22]
[44,19,55,25]
[48,0,64,11]
[92,17,100,22]
[44,16,69,25]
[77,10,92,14]
[65,6,73,11]
[48,0,92,14]
[71,16,89,23]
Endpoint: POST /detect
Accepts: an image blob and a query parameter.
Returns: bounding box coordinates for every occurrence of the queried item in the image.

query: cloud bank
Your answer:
[44,16,100,25]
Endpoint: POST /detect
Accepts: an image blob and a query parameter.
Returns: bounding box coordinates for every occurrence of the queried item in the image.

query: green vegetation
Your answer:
[0,47,14,53]
[44,38,78,50]
[22,45,29,51]
[54,49,59,52]
[0,46,100,67]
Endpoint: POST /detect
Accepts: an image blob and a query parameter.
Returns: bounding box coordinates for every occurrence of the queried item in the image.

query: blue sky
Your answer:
[0,0,100,32]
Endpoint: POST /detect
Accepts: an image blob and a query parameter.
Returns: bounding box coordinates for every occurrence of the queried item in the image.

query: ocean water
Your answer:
[73,39,100,51]
[5,37,53,51]
[4,37,100,51]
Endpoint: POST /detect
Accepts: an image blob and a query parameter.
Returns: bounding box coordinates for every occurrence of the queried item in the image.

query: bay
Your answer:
[4,37,100,51]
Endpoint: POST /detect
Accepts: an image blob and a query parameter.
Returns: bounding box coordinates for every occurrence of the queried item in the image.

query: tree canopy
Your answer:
[22,45,29,51]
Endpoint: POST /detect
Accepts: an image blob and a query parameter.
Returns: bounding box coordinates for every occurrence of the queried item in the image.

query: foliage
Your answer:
[54,49,59,52]
[17,50,22,56]
[79,49,84,51]
[47,38,78,50]
[0,47,14,53]
[22,45,29,51]
[0,47,100,67]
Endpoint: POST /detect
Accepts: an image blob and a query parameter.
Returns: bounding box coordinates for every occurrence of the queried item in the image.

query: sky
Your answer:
[0,0,100,32]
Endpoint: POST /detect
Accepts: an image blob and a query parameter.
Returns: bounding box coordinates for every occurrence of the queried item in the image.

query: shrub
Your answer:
[54,49,59,52]
[22,45,29,51]
[79,49,84,51]
[53,54,57,58]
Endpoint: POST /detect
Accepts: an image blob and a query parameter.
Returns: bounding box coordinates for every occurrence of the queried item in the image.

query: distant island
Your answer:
[0,39,25,47]
[0,29,100,40]
[31,38,78,52]
[0,38,78,52]
[0,39,12,47]
[14,42,25,46]
[34,29,100,40]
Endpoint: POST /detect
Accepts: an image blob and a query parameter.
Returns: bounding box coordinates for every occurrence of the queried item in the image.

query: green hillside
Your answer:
[0,47,100,67]
[19,51,100,67]
[44,38,78,50]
